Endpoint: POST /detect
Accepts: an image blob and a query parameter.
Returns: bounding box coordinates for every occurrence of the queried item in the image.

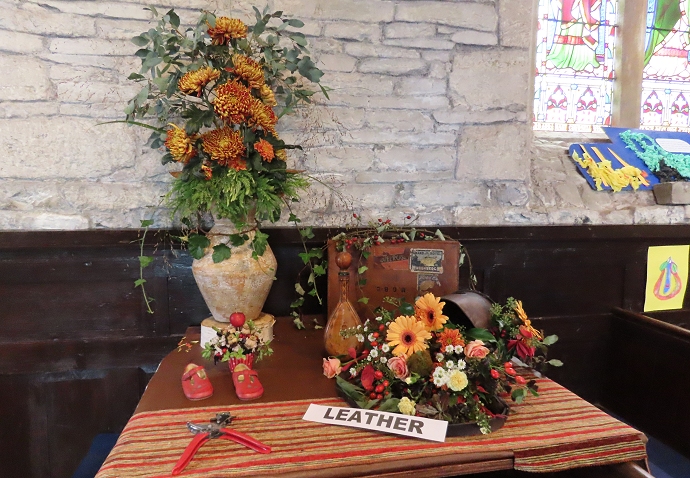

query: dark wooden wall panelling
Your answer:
[2,225,690,477]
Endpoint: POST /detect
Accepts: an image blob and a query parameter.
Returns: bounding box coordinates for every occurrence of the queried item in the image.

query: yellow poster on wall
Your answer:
[644,245,690,312]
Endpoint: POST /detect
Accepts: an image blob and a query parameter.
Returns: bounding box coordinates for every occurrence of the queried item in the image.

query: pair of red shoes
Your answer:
[181,363,264,401]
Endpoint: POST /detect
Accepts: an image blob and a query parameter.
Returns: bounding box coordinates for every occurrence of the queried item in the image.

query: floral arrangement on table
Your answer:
[323,293,561,434]
[201,319,273,368]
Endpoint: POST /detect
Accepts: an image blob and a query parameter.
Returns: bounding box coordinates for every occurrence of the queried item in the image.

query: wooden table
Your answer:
[97,319,650,478]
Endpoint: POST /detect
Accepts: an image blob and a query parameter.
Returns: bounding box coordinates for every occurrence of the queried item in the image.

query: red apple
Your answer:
[229,312,246,328]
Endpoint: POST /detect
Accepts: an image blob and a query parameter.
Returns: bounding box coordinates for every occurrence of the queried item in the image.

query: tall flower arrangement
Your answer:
[327,294,560,434]
[124,6,326,257]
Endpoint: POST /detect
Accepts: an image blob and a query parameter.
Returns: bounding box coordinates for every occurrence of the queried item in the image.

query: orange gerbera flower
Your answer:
[437,328,464,348]
[230,54,265,90]
[213,81,253,124]
[386,315,431,358]
[207,17,247,45]
[178,66,220,96]
[248,97,277,134]
[415,293,448,331]
[254,138,275,162]
[164,124,196,163]
[201,127,247,170]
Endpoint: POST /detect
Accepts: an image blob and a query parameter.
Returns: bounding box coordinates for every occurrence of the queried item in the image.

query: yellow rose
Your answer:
[398,396,416,415]
[448,370,468,392]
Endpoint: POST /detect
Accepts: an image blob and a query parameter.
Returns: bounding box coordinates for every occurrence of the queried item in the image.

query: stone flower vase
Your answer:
[192,217,277,323]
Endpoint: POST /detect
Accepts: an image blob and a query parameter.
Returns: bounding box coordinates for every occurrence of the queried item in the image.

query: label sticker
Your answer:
[417,273,441,292]
[302,404,448,442]
[410,249,444,273]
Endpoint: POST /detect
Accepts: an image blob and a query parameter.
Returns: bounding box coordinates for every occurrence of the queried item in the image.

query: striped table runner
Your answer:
[96,377,646,477]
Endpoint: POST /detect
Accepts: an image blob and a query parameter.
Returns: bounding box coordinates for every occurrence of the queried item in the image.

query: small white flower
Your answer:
[369,348,379,358]
[356,334,365,343]
[350,368,358,377]
[480,426,491,435]
[454,345,464,354]
[444,345,455,354]
[432,366,449,387]
[368,333,376,342]
[436,353,445,362]
[446,360,455,369]
[375,316,384,322]
[357,324,363,330]
[381,343,390,352]
[405,377,413,384]
[367,355,373,361]
[379,356,387,364]
[457,359,466,370]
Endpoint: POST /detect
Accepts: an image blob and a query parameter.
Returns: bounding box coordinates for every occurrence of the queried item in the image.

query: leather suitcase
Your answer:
[327,239,460,320]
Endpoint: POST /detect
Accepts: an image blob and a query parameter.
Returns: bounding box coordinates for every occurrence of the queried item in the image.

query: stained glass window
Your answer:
[534,0,618,132]
[641,0,690,131]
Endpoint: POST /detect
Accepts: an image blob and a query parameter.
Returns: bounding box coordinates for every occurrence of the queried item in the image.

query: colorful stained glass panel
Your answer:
[641,0,690,131]
[534,0,618,132]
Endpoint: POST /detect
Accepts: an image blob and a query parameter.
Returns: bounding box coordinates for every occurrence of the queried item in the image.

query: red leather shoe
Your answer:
[181,363,213,401]
[232,364,264,400]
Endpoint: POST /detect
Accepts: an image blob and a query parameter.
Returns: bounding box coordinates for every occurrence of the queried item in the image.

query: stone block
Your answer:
[451,30,498,46]
[280,105,366,131]
[555,182,585,208]
[324,22,381,41]
[273,0,395,22]
[365,110,435,131]
[324,72,396,95]
[600,210,634,225]
[499,0,534,48]
[356,171,449,183]
[433,107,524,124]
[60,182,170,211]
[429,62,451,79]
[303,147,374,172]
[50,38,133,56]
[634,206,686,224]
[375,146,455,171]
[0,56,51,101]
[317,53,357,72]
[358,58,427,76]
[326,93,450,110]
[57,81,139,104]
[652,182,690,205]
[503,209,550,224]
[384,22,435,38]
[95,18,152,40]
[50,64,119,82]
[383,38,455,50]
[396,1,497,31]
[0,30,44,53]
[0,101,59,118]
[333,183,398,210]
[41,53,120,69]
[490,181,529,206]
[345,43,420,58]
[38,1,154,20]
[456,123,531,181]
[395,77,447,96]
[449,48,530,110]
[0,118,137,179]
[343,130,456,146]
[0,1,96,36]
[452,206,505,225]
[405,181,485,207]
[422,51,452,62]
[548,209,601,225]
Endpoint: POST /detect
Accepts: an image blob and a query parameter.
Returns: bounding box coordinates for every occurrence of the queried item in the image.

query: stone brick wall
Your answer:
[0,0,685,230]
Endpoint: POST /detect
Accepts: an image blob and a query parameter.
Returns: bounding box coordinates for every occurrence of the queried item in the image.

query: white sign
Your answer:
[302,404,448,442]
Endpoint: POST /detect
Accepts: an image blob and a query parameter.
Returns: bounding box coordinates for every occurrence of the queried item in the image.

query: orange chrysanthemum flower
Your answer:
[230,54,265,90]
[386,315,431,358]
[248,97,277,134]
[164,124,196,163]
[213,81,253,124]
[415,293,448,331]
[207,17,247,45]
[254,138,275,162]
[259,84,277,107]
[201,163,213,180]
[178,66,220,96]
[201,127,247,171]
[437,328,464,348]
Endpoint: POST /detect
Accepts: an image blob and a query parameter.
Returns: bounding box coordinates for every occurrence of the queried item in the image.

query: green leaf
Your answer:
[128,72,145,80]
[378,398,400,412]
[542,334,559,346]
[139,256,154,268]
[466,328,497,343]
[285,18,304,27]
[212,244,232,263]
[547,359,563,367]
[357,266,368,274]
[228,234,246,247]
[313,264,326,275]
[140,219,154,227]
[188,234,210,259]
[134,278,147,287]
[295,283,305,296]
[511,388,527,404]
[435,229,445,241]
[291,34,308,47]
[252,230,269,258]
[131,35,150,46]
[293,317,305,329]
[167,9,180,28]
[288,213,301,223]
[357,297,369,304]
